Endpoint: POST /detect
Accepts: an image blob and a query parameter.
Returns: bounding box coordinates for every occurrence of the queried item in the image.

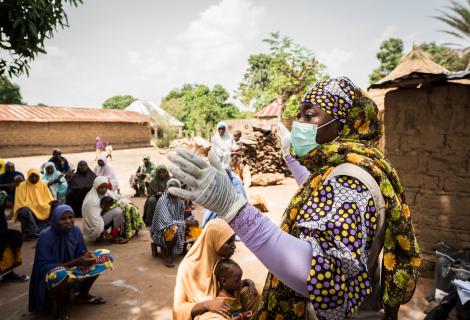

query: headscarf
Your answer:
[167,178,181,188]
[42,162,68,199]
[13,168,53,222]
[0,159,4,175]
[0,162,24,198]
[259,77,420,319]
[150,188,185,255]
[29,204,87,312]
[93,155,119,189]
[211,122,234,165]
[68,160,96,192]
[147,164,170,196]
[81,176,119,241]
[143,155,150,161]
[173,219,235,320]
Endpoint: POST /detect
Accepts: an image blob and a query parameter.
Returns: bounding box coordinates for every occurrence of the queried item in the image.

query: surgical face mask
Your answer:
[291,119,336,157]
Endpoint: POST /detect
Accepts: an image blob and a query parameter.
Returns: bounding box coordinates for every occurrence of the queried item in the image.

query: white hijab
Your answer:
[211,122,234,165]
[81,176,120,241]
[93,155,119,189]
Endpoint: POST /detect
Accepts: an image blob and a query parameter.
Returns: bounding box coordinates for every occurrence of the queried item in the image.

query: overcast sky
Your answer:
[14,0,466,109]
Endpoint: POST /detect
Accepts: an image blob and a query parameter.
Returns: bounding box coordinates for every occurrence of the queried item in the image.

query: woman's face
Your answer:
[5,163,14,173]
[78,162,88,173]
[98,160,105,167]
[46,166,54,175]
[58,211,74,232]
[217,235,236,258]
[296,102,341,144]
[29,173,40,184]
[96,183,108,195]
[157,169,168,178]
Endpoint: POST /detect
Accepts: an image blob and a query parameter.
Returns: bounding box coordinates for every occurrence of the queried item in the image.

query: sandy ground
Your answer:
[1,147,432,319]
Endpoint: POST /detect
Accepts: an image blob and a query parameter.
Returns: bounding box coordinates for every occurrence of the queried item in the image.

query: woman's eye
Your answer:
[305,113,314,119]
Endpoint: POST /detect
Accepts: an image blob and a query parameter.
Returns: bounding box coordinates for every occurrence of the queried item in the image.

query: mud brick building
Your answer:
[0,104,151,157]
[370,47,470,260]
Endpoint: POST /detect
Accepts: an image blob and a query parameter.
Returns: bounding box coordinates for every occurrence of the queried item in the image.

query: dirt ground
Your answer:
[1,147,432,320]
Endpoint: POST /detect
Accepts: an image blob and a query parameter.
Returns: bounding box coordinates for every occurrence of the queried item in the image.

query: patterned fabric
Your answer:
[258,77,420,320]
[113,202,144,239]
[217,292,244,317]
[45,249,113,289]
[150,192,185,255]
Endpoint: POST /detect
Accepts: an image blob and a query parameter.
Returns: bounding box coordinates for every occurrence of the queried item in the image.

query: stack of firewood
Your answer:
[239,127,290,185]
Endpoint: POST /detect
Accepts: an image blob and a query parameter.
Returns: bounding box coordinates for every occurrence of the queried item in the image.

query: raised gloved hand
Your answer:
[277,122,291,157]
[167,147,248,223]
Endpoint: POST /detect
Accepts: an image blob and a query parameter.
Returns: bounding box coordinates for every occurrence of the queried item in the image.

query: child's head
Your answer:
[215,259,243,294]
[100,196,115,211]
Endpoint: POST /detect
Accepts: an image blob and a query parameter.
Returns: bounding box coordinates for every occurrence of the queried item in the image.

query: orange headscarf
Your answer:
[173,219,235,320]
[13,168,53,222]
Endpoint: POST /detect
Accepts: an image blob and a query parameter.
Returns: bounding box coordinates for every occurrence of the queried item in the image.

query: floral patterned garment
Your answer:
[257,77,420,320]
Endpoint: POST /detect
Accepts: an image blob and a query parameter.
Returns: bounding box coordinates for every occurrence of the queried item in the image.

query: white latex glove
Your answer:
[167,147,248,223]
[278,122,291,157]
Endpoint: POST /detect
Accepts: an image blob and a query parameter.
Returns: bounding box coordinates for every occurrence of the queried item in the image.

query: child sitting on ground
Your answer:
[99,196,127,244]
[215,259,254,320]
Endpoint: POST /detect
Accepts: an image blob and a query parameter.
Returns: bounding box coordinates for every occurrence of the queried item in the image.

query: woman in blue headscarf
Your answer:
[42,162,68,202]
[29,204,113,320]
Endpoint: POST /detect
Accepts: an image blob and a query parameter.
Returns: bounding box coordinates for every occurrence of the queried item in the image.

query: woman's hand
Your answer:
[204,299,233,319]
[242,279,258,296]
[77,255,96,266]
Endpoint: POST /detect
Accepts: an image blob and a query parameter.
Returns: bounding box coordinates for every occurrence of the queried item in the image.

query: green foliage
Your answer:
[161,84,240,138]
[102,95,136,110]
[434,0,470,43]
[419,42,470,71]
[0,76,23,103]
[0,0,83,77]
[369,38,404,84]
[236,32,327,118]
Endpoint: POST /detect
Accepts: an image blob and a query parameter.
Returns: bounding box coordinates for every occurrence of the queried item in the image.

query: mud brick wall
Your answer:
[384,83,470,257]
[0,121,151,157]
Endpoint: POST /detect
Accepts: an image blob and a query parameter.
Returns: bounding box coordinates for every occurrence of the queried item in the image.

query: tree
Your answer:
[369,38,404,84]
[102,95,136,110]
[434,0,470,69]
[0,0,83,77]
[0,76,23,103]
[237,32,327,118]
[419,42,469,71]
[161,84,241,138]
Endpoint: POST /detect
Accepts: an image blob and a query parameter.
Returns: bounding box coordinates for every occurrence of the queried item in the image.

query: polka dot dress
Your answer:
[295,175,378,319]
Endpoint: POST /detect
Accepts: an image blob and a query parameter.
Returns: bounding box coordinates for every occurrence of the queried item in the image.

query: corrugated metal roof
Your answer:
[369,71,470,89]
[255,99,282,118]
[0,104,150,123]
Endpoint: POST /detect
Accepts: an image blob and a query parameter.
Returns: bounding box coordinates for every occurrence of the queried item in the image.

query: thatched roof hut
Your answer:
[367,45,450,112]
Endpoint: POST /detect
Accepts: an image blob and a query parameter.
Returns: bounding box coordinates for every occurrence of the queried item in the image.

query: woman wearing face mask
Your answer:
[167,77,420,320]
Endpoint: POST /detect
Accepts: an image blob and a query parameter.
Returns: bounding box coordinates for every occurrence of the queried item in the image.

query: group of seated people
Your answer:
[0,148,252,319]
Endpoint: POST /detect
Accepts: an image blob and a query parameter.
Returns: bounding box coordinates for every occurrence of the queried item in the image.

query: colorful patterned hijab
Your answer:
[257,77,420,320]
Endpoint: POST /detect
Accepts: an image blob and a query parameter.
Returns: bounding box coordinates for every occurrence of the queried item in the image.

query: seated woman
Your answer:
[0,161,24,206]
[130,155,156,197]
[150,179,185,268]
[66,161,96,218]
[14,168,53,239]
[0,191,29,282]
[93,156,119,191]
[43,162,68,202]
[82,176,143,244]
[143,164,170,227]
[29,205,113,320]
[173,219,258,320]
[215,259,256,320]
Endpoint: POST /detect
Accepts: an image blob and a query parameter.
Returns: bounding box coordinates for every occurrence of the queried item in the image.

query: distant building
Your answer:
[369,49,470,260]
[125,100,184,139]
[0,104,151,157]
